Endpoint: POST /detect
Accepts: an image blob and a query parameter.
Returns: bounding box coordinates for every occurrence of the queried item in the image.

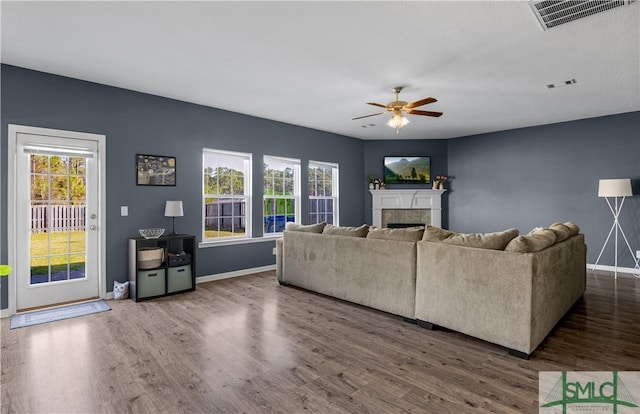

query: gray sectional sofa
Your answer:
[276,222,587,358]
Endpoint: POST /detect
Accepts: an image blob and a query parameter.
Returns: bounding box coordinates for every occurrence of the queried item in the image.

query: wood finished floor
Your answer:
[1,270,639,413]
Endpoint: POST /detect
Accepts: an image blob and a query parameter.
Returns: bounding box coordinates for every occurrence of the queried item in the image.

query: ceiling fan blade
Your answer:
[366,102,389,109]
[406,97,437,109]
[352,112,385,120]
[408,109,443,117]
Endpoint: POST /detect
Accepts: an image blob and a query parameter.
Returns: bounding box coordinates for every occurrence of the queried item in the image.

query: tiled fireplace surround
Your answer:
[370,189,445,228]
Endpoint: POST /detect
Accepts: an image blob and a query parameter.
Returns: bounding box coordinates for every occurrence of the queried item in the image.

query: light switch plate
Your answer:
[121,206,128,216]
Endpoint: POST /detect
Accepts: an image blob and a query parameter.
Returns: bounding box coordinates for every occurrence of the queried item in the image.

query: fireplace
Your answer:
[382,209,431,228]
[370,189,445,228]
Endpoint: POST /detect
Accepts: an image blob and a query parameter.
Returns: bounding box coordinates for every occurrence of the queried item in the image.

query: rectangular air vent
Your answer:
[531,0,633,30]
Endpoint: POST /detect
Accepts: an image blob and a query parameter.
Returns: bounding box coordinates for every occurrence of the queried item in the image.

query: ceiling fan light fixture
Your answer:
[354,87,441,134]
[386,113,409,133]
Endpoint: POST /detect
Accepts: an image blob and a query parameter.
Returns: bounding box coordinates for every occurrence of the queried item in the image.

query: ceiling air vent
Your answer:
[531,0,634,30]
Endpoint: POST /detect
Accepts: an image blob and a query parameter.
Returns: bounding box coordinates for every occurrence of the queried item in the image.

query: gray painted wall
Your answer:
[362,139,449,226]
[1,65,364,308]
[1,64,638,310]
[447,111,640,267]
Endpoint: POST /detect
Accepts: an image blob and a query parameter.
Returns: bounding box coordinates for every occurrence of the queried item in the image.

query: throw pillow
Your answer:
[563,221,580,237]
[422,225,457,242]
[322,224,369,238]
[549,223,571,242]
[285,222,326,233]
[367,226,424,242]
[505,228,557,253]
[441,228,519,250]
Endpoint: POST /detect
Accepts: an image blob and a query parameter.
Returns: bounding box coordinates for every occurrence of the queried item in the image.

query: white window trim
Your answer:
[263,155,301,234]
[309,160,339,226]
[202,148,252,243]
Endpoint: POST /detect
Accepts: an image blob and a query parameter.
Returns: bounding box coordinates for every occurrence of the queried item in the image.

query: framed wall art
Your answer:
[136,154,176,186]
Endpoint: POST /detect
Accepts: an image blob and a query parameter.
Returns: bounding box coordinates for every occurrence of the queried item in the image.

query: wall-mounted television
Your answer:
[383,156,431,184]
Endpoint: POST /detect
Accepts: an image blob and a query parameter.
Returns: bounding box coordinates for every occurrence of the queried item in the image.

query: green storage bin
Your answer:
[168,265,192,293]
[137,268,166,298]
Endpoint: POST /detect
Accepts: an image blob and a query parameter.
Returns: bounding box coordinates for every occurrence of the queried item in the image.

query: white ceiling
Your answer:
[2,1,639,140]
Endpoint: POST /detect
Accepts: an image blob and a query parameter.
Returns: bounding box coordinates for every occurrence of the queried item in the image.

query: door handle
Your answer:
[90,225,97,231]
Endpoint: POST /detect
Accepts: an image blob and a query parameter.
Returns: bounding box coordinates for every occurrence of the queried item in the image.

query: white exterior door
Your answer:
[10,125,105,311]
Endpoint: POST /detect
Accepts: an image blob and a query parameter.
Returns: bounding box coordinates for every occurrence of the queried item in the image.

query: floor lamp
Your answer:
[593,178,639,278]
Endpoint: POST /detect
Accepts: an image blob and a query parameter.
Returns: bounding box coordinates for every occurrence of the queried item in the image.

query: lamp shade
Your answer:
[164,200,184,217]
[598,179,632,197]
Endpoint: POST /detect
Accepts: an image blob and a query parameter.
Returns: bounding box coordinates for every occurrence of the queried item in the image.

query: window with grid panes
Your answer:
[308,161,339,225]
[203,149,251,241]
[263,155,300,234]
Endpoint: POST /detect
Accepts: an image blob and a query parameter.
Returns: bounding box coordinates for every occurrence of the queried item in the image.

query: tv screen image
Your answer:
[384,156,431,184]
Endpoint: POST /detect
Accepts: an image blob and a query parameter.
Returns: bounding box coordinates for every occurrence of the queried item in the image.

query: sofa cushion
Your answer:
[549,223,571,242]
[563,221,580,237]
[441,228,519,250]
[422,226,457,242]
[285,222,326,233]
[367,226,424,242]
[322,224,369,238]
[505,228,557,253]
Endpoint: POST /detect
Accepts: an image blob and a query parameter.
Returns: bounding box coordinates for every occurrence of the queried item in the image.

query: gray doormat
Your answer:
[10,299,111,329]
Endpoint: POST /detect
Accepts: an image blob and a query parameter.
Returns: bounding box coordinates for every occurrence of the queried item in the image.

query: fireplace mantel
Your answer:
[370,189,445,228]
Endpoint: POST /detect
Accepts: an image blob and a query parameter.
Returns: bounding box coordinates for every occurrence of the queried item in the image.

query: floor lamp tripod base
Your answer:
[592,196,640,279]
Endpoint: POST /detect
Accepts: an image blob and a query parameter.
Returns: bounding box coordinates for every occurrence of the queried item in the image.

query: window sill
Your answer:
[198,235,282,248]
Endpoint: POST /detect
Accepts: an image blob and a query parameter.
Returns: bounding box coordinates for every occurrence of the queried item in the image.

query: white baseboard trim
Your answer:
[1,268,275,317]
[3,262,632,317]
[587,263,640,276]
[196,265,276,284]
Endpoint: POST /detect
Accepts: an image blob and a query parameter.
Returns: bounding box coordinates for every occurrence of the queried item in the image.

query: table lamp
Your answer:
[164,201,184,235]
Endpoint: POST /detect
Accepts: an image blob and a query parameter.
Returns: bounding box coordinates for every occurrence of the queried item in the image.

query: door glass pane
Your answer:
[69,254,86,280]
[51,176,69,201]
[69,157,86,175]
[30,256,49,285]
[49,156,68,174]
[29,154,87,285]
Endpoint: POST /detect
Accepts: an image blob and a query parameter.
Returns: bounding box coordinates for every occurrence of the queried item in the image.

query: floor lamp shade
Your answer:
[598,178,632,197]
